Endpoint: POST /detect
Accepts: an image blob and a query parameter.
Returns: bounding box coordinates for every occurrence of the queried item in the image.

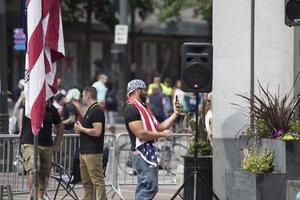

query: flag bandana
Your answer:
[24,0,65,135]
[128,97,159,166]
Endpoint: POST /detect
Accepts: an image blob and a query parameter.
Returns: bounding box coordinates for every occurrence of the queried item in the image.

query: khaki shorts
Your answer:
[21,144,53,177]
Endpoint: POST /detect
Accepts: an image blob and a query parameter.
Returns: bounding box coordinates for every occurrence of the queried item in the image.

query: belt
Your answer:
[132,151,139,155]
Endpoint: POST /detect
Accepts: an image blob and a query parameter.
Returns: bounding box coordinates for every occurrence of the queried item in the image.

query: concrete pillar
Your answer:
[213,0,294,198]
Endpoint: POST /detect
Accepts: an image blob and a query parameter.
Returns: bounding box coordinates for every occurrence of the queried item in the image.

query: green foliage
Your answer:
[187,140,212,156]
[234,81,300,139]
[61,0,85,22]
[154,0,212,24]
[154,0,183,23]
[245,118,270,138]
[129,0,154,20]
[289,120,300,134]
[242,148,274,173]
[60,0,154,30]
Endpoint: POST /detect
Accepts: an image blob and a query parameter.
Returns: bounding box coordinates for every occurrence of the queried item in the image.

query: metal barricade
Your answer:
[0,132,121,198]
[115,132,192,186]
[0,131,191,198]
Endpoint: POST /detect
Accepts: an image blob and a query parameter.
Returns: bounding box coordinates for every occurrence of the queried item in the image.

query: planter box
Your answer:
[183,156,212,200]
[226,170,286,200]
[240,137,300,180]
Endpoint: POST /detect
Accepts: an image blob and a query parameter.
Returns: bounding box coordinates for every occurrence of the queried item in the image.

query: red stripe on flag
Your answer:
[44,52,51,73]
[28,21,43,72]
[31,82,46,135]
[45,0,64,62]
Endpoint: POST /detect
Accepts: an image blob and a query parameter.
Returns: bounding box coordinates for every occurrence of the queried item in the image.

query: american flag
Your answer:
[24,0,65,135]
[128,97,159,166]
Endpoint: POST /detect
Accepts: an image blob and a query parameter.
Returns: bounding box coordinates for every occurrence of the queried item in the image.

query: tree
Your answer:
[60,0,154,30]
[154,0,212,25]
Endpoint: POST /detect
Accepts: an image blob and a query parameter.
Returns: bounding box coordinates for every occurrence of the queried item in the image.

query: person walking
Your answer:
[124,79,182,200]
[74,86,106,200]
[20,98,64,200]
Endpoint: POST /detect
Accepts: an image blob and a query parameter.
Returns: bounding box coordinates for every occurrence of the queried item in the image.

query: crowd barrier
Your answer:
[0,131,192,198]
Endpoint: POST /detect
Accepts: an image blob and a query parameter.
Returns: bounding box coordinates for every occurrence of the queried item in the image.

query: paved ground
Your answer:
[9,185,183,200]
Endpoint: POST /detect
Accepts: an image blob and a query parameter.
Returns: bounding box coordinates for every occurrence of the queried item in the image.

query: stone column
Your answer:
[212,0,294,198]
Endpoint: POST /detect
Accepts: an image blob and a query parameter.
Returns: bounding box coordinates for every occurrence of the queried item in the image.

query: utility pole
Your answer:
[0,0,9,134]
[119,0,128,105]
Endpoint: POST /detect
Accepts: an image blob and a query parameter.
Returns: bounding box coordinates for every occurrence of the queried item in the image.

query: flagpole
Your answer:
[34,134,38,200]
[0,0,9,135]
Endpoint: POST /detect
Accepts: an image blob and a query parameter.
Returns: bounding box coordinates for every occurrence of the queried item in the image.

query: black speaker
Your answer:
[181,43,213,93]
[285,0,300,26]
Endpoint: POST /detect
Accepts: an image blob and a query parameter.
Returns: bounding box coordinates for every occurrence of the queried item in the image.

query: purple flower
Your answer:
[274,129,285,138]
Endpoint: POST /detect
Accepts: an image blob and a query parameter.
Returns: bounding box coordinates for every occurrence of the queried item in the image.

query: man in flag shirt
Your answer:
[124,79,182,200]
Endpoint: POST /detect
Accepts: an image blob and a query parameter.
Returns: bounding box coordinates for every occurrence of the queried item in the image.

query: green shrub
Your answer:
[242,148,274,173]
[187,140,212,156]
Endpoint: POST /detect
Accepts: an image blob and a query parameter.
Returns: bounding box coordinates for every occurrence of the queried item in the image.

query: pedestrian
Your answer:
[74,86,106,200]
[55,93,77,133]
[105,81,118,134]
[148,83,166,123]
[20,98,64,200]
[124,79,182,200]
[92,73,108,103]
[13,79,25,102]
[66,88,83,121]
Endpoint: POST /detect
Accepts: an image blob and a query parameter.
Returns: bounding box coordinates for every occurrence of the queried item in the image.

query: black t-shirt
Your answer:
[124,103,141,151]
[20,104,62,146]
[80,102,105,154]
[62,102,76,131]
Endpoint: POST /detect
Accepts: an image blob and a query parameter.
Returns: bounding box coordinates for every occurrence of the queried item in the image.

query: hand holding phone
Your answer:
[175,95,182,113]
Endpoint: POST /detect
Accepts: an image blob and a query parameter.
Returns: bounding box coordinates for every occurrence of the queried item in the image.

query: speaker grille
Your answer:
[182,62,210,91]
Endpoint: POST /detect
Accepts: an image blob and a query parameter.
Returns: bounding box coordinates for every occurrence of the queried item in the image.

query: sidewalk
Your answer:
[11,185,182,200]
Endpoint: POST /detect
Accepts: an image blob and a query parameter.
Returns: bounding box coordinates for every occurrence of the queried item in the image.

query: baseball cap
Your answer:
[127,79,147,95]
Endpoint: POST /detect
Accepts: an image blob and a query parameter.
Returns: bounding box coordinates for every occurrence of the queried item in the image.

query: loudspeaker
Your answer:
[285,0,300,26]
[181,43,213,93]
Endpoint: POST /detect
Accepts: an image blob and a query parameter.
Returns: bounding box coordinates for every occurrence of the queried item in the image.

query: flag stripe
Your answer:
[25,0,64,135]
[30,82,46,134]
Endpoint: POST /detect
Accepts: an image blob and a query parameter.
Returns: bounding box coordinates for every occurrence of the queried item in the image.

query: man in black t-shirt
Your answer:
[74,86,106,200]
[20,98,64,200]
[124,79,182,200]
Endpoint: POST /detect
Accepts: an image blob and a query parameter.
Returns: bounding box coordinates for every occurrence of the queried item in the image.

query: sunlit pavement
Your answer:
[10,185,182,200]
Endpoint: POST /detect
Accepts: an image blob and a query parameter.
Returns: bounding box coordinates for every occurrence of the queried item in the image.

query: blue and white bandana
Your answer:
[127,79,147,95]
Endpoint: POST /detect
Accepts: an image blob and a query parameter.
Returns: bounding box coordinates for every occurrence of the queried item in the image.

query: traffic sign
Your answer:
[14,44,26,51]
[114,25,128,44]
[13,28,26,51]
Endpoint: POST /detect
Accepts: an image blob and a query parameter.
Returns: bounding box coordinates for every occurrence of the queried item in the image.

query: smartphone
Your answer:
[175,95,179,103]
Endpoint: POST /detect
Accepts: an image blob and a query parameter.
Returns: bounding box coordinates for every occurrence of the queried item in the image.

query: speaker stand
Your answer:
[171,93,220,200]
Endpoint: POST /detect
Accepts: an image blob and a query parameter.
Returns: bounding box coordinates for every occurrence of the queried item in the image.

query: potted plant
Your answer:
[233,82,300,180]
[226,148,286,200]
